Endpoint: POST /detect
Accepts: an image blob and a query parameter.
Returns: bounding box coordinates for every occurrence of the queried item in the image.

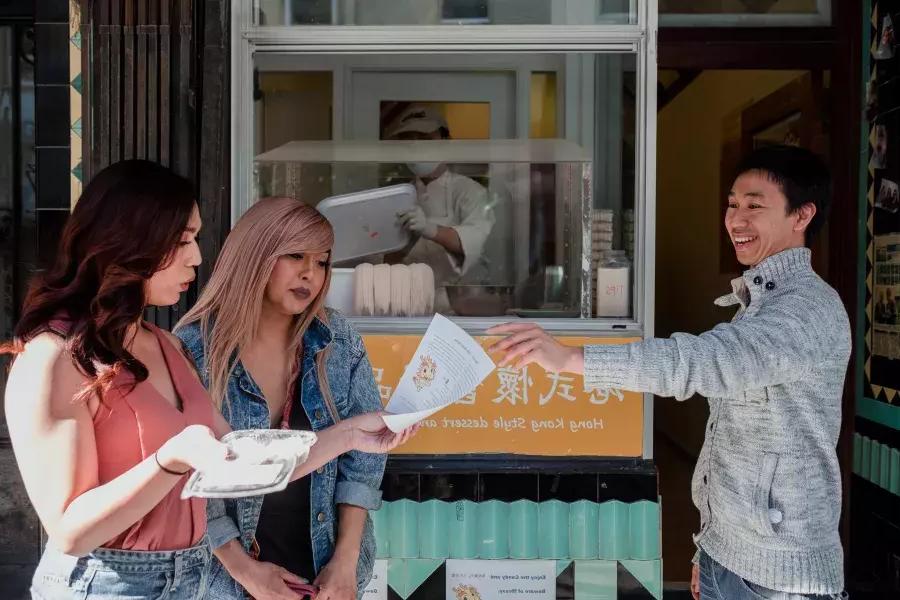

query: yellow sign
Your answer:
[362,335,643,457]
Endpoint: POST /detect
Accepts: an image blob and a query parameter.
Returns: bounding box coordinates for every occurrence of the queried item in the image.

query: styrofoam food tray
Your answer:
[181,429,317,499]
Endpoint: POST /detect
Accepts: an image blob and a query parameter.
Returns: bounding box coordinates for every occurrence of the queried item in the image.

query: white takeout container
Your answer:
[181,429,317,499]
[317,184,417,263]
[325,268,354,314]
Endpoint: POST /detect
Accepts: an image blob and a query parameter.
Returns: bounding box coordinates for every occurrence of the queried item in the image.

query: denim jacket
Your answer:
[176,309,386,599]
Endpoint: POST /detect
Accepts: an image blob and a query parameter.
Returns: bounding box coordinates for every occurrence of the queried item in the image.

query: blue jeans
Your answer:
[30,539,211,600]
[699,551,846,600]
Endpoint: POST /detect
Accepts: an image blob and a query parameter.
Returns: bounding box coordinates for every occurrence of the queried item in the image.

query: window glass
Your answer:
[254,0,636,26]
[252,53,637,320]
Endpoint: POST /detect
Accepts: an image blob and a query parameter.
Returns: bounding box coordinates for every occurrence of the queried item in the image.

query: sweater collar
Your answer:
[743,247,812,287]
[714,248,812,309]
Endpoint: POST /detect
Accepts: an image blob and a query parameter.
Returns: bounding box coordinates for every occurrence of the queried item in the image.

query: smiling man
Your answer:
[488,145,850,600]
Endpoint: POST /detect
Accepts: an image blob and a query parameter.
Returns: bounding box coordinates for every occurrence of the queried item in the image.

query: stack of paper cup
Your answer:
[623,209,635,261]
[590,209,615,297]
[352,263,434,316]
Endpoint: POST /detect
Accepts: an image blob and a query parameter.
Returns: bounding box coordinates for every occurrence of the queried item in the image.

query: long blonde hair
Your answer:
[175,197,334,408]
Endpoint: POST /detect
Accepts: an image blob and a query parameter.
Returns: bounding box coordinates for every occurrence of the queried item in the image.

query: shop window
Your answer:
[250,53,638,321]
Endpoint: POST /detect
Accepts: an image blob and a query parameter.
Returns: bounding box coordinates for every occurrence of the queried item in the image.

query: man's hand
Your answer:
[486,322,584,373]
[233,558,306,600]
[691,563,700,600]
[314,557,358,600]
[398,206,439,240]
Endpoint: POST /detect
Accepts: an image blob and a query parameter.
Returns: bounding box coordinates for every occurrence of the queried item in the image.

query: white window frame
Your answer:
[232,0,657,458]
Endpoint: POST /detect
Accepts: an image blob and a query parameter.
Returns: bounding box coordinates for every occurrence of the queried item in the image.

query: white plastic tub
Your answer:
[326,267,355,315]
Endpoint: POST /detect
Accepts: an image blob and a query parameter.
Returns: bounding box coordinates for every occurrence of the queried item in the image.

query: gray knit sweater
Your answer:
[584,247,850,594]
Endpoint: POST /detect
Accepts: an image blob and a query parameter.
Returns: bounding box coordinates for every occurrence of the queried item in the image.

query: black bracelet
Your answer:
[154,451,190,476]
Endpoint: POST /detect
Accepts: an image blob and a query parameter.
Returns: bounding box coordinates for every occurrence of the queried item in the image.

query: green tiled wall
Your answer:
[852,432,900,494]
[370,499,661,561]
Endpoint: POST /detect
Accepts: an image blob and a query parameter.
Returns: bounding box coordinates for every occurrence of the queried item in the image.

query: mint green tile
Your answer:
[871,441,882,486]
[852,433,862,475]
[890,448,900,495]
[570,500,600,559]
[598,500,629,560]
[573,560,617,600]
[71,30,82,50]
[72,117,82,139]
[72,161,83,182]
[388,499,419,559]
[418,499,450,559]
[509,499,539,559]
[628,501,660,560]
[880,444,891,490]
[71,73,83,95]
[620,559,663,600]
[371,504,390,558]
[556,559,573,578]
[478,500,509,559]
[861,436,872,480]
[449,500,479,559]
[539,500,570,559]
[387,559,443,600]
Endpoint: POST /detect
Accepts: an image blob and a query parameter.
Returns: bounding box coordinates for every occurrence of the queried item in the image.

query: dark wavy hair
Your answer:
[2,159,196,400]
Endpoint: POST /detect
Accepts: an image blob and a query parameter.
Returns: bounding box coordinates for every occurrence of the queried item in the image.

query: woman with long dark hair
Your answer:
[4,160,414,600]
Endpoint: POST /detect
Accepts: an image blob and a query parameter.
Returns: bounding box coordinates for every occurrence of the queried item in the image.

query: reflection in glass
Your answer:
[255,0,636,26]
[660,0,819,15]
[0,25,35,356]
[0,27,13,340]
[252,53,636,319]
[659,0,829,26]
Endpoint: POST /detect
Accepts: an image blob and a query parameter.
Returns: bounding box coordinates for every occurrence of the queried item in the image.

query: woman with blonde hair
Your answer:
[176,197,391,600]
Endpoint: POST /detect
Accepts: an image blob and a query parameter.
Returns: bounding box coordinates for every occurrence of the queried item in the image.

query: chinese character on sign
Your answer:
[371,367,393,403]
[458,390,477,405]
[492,366,534,405]
[585,383,624,405]
[538,371,577,406]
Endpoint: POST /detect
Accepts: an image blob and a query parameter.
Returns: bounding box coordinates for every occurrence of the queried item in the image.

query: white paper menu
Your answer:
[382,314,495,432]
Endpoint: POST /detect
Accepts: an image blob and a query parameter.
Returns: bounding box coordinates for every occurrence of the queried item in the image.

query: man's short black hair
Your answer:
[734,144,832,243]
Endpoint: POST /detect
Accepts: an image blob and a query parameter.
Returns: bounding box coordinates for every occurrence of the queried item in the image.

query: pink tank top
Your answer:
[81,322,215,551]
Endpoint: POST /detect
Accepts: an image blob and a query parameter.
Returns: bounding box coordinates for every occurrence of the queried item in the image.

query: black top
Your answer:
[255,398,316,582]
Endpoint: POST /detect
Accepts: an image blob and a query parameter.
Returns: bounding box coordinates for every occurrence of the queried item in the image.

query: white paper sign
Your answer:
[446,560,556,600]
[361,559,388,600]
[383,314,495,432]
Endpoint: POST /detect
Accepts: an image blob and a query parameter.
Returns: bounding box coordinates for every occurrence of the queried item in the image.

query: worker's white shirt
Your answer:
[402,170,495,311]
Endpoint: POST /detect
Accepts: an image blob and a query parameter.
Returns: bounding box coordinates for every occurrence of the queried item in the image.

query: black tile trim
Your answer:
[35,0,68,23]
[34,23,69,85]
[34,85,69,147]
[36,147,70,210]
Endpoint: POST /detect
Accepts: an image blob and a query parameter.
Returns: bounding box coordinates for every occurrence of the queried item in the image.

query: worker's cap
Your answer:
[384,106,449,138]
